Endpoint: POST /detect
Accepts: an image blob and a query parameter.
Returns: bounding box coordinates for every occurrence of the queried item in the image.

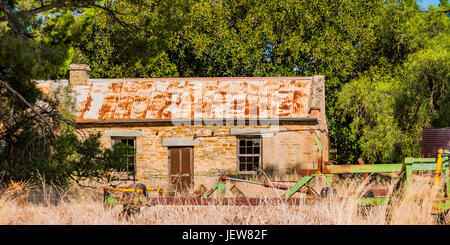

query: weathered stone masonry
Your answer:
[79,124,324,180]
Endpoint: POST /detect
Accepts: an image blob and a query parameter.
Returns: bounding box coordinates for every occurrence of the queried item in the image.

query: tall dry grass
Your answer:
[0,175,447,225]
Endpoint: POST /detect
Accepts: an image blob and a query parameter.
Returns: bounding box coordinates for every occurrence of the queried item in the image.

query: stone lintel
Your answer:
[162,137,200,147]
[229,128,278,136]
[104,129,142,137]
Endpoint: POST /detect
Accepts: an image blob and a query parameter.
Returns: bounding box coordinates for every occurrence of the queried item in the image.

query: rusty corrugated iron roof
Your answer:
[36,77,315,122]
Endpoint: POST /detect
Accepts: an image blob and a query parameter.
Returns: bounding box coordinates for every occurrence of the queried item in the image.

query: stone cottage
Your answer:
[36,64,329,188]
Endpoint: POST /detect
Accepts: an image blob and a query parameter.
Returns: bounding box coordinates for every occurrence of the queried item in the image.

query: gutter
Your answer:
[75,118,319,127]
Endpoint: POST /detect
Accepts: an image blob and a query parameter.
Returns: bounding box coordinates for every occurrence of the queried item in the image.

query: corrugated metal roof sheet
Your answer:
[36,77,314,122]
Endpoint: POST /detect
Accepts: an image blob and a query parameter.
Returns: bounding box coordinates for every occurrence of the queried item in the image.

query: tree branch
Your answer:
[2,3,23,37]
[0,79,56,137]
[0,3,58,22]
[78,3,138,30]
[0,1,148,33]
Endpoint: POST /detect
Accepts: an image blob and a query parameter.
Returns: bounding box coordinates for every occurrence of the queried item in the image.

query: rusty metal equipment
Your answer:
[102,128,449,223]
[288,148,450,223]
[190,175,316,199]
[102,147,449,223]
[103,183,163,216]
[197,175,318,197]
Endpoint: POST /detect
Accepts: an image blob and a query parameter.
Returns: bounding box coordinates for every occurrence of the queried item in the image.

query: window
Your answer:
[112,137,136,174]
[237,137,262,174]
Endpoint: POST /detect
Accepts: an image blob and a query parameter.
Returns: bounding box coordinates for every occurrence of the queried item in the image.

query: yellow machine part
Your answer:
[433,149,443,186]
[104,187,163,194]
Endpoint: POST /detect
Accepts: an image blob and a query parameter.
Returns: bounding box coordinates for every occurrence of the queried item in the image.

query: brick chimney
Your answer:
[309,75,325,119]
[69,64,90,86]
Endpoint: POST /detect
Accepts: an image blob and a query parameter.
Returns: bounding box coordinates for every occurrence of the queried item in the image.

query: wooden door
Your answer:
[169,147,193,192]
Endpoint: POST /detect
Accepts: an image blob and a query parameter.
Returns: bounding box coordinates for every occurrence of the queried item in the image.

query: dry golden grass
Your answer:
[0,175,447,225]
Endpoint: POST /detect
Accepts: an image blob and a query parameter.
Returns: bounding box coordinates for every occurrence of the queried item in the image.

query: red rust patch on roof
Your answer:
[108,82,123,93]
[80,95,93,119]
[47,77,314,122]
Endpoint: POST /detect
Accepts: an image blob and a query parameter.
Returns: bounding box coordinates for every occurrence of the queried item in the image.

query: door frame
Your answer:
[167,146,194,187]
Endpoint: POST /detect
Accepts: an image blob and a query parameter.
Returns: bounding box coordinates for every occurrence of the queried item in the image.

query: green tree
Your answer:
[71,0,190,78]
[73,0,429,163]
[337,3,449,163]
[0,0,140,185]
[337,69,405,163]
[2,0,447,175]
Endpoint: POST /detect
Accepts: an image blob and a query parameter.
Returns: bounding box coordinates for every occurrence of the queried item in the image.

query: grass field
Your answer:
[0,175,447,225]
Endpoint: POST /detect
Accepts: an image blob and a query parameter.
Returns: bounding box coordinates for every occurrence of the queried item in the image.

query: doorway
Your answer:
[168,147,193,192]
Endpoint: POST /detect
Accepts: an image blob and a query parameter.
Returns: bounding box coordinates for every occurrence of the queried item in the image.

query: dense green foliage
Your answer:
[0,0,134,185]
[0,0,448,186]
[71,0,449,164]
[338,4,449,163]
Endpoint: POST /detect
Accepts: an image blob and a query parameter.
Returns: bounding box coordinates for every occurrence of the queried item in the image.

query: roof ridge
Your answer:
[86,77,313,83]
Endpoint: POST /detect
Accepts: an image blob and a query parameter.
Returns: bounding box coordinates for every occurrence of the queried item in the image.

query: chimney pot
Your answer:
[310,108,320,118]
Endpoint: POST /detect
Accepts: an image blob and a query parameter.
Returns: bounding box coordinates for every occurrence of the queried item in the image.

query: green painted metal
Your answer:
[432,199,450,211]
[203,183,218,198]
[358,197,389,206]
[283,176,314,198]
[325,174,333,188]
[187,151,449,217]
[311,130,323,170]
[311,131,322,154]
[104,196,118,208]
[405,157,437,164]
[443,153,450,198]
[326,164,403,174]
[202,182,227,198]
[217,182,226,198]
[405,164,413,189]
[446,165,450,197]
[410,164,438,171]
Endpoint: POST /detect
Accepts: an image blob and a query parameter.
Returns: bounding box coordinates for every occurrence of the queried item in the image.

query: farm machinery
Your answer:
[103,148,449,223]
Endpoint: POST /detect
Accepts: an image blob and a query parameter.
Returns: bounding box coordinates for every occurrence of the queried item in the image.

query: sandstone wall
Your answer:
[80,124,327,181]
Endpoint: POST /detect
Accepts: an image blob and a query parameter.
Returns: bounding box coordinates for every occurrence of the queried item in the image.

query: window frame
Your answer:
[111,137,136,175]
[236,136,262,174]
